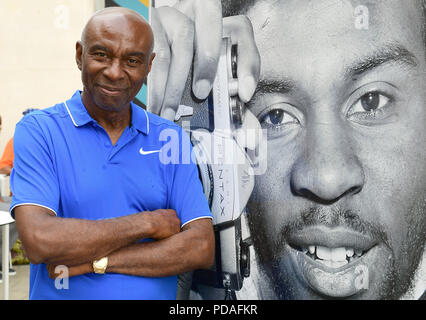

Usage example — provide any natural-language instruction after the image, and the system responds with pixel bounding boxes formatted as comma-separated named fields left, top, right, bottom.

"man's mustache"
left=276, top=206, right=390, bottom=250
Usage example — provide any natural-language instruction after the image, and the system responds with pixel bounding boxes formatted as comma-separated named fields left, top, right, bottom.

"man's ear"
left=76, top=41, right=83, bottom=71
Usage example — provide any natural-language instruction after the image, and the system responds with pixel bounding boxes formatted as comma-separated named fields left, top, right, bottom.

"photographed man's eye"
left=353, top=92, right=390, bottom=113
left=347, top=90, right=395, bottom=125
left=265, top=109, right=285, bottom=125
left=261, top=108, right=298, bottom=127
left=257, top=104, right=301, bottom=140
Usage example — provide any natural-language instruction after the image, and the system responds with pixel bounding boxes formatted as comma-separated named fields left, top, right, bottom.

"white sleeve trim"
left=181, top=215, right=213, bottom=228
left=10, top=203, right=58, bottom=216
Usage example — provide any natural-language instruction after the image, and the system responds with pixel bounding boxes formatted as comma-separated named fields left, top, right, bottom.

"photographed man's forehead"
left=246, top=0, right=424, bottom=64
left=242, top=0, right=426, bottom=103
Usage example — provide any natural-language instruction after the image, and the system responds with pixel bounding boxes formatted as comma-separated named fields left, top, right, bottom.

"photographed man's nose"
left=290, top=123, right=365, bottom=204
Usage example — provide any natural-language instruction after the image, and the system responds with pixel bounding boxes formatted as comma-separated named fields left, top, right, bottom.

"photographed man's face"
left=245, top=0, right=426, bottom=299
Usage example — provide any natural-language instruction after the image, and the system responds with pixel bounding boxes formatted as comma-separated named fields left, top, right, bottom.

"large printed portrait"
left=115, top=0, right=426, bottom=299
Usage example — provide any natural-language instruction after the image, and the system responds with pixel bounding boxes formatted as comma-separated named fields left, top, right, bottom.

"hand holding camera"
left=148, top=0, right=261, bottom=121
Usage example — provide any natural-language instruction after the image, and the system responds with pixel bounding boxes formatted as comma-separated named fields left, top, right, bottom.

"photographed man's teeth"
left=301, top=245, right=365, bottom=268
left=316, top=246, right=347, bottom=262
left=331, top=247, right=347, bottom=261
left=316, top=246, right=331, bottom=260
left=346, top=248, right=354, bottom=257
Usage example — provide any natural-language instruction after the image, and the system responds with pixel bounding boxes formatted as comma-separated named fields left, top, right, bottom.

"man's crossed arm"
left=14, top=205, right=214, bottom=279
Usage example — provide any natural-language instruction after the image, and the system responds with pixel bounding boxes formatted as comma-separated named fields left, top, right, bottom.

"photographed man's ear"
left=75, top=41, right=83, bottom=71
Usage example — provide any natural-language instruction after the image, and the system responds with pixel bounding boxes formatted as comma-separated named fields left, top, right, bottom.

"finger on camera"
left=159, top=10, right=195, bottom=120
left=174, top=0, right=223, bottom=100
left=151, top=7, right=195, bottom=121
left=223, top=15, right=261, bottom=103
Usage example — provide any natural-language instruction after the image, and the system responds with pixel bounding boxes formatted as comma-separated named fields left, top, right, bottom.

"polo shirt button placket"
left=107, top=143, right=120, bottom=162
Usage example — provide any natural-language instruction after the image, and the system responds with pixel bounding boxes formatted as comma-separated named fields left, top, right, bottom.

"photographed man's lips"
left=286, top=225, right=379, bottom=298
left=287, top=225, right=377, bottom=252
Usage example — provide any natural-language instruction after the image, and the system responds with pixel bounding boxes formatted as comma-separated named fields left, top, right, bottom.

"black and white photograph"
left=149, top=0, right=426, bottom=301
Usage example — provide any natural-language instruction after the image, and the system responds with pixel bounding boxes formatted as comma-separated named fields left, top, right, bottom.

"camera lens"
left=230, top=97, right=243, bottom=127
left=231, top=45, right=238, bottom=79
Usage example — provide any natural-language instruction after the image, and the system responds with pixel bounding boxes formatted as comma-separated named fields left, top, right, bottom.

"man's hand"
left=143, top=208, right=181, bottom=240
left=104, top=218, right=214, bottom=278
left=149, top=0, right=260, bottom=121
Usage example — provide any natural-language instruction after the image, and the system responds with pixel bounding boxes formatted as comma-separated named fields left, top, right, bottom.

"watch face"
left=94, top=257, right=107, bottom=272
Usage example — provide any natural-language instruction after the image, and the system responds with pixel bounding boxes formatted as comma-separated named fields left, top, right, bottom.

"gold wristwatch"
left=92, top=257, right=108, bottom=274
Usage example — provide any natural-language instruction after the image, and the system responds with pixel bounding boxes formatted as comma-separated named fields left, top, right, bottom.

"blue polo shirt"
left=10, top=90, right=212, bottom=300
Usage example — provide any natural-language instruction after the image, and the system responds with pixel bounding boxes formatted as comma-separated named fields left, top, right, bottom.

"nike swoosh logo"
left=139, top=147, right=161, bottom=155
